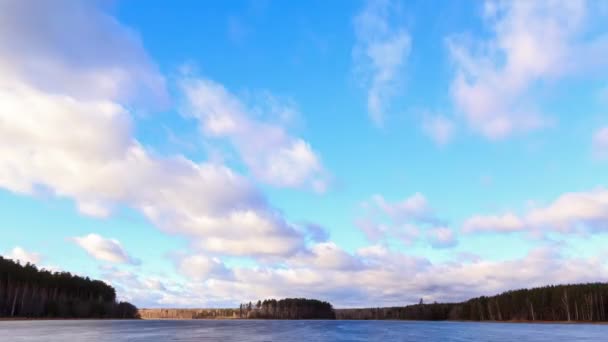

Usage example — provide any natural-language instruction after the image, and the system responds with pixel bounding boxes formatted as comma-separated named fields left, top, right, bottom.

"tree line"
left=139, top=308, right=240, bottom=319
left=239, top=298, right=336, bottom=319
left=336, top=301, right=454, bottom=321
left=336, top=283, right=608, bottom=322
left=0, top=256, right=138, bottom=318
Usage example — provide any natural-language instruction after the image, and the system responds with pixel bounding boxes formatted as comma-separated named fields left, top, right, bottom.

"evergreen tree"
left=336, top=283, right=608, bottom=322
left=0, top=256, right=138, bottom=318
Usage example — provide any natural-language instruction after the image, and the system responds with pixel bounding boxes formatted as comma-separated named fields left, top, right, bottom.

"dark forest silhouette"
left=239, top=298, right=336, bottom=319
left=0, top=256, right=138, bottom=319
left=142, top=284, right=608, bottom=322
left=336, top=283, right=608, bottom=322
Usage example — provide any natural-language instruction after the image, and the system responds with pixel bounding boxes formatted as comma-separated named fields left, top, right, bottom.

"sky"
left=1, top=0, right=608, bottom=308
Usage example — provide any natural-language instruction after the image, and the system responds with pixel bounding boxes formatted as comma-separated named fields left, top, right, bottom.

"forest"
left=336, top=283, right=608, bottom=322
left=0, top=256, right=138, bottom=319
left=239, top=298, right=336, bottom=319
left=5, top=252, right=608, bottom=323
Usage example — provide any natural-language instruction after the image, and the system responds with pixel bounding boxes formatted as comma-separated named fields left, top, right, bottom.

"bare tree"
left=527, top=298, right=535, bottom=321
left=562, top=290, right=571, bottom=321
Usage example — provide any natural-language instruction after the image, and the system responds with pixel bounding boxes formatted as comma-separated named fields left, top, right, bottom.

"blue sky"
left=1, top=0, right=608, bottom=308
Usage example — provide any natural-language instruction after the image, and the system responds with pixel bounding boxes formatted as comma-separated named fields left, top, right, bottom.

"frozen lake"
left=2, top=319, right=607, bottom=341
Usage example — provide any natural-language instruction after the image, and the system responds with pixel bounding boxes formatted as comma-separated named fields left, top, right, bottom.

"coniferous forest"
left=239, top=298, right=336, bottom=319
left=4, top=253, right=608, bottom=323
left=0, top=256, right=138, bottom=319
left=336, top=283, right=608, bottom=322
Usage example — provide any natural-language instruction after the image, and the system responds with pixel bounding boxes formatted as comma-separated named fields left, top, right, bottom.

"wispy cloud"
left=356, top=193, right=457, bottom=249
left=427, top=227, right=458, bottom=249
left=180, top=76, right=328, bottom=192
left=593, top=126, right=608, bottom=159
left=447, top=0, right=608, bottom=139
left=463, top=213, right=525, bottom=234
left=353, top=0, right=411, bottom=125
left=422, top=114, right=456, bottom=146
left=368, top=193, right=440, bottom=225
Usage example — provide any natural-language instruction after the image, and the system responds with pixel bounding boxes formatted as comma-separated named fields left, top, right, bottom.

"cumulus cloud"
left=353, top=0, right=411, bottom=125
left=592, top=126, right=608, bottom=159
left=72, top=234, right=140, bottom=265
left=357, top=193, right=457, bottom=248
left=448, top=0, right=608, bottom=139
left=0, top=0, right=307, bottom=258
left=99, top=266, right=179, bottom=307
left=180, top=77, right=327, bottom=191
left=116, top=244, right=608, bottom=308
left=177, top=255, right=233, bottom=281
left=302, top=223, right=330, bottom=243
left=463, top=188, right=608, bottom=234
left=4, top=246, right=41, bottom=265
left=0, top=0, right=166, bottom=106
left=288, top=242, right=365, bottom=271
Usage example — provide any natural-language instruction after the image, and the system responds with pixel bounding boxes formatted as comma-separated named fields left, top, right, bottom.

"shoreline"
left=2, top=317, right=607, bottom=325
left=0, top=318, right=140, bottom=322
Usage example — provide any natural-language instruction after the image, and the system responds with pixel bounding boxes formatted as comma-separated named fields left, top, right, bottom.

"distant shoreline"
left=0, top=317, right=140, bottom=321
left=2, top=317, right=608, bottom=325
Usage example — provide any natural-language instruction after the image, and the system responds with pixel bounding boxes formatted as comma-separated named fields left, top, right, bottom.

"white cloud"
left=592, top=126, right=608, bottom=159
left=177, top=255, right=233, bottom=281
left=355, top=218, right=387, bottom=242
left=463, top=213, right=525, bottom=233
left=6, top=0, right=608, bottom=312
left=121, top=245, right=608, bottom=308
left=463, top=188, right=608, bottom=234
left=4, top=246, right=41, bottom=265
left=73, top=234, right=140, bottom=265
left=357, top=219, right=421, bottom=246
left=0, top=0, right=166, bottom=106
left=357, top=193, right=456, bottom=248
left=0, top=0, right=307, bottom=258
left=288, top=242, right=365, bottom=271
left=353, top=0, right=411, bottom=125
left=180, top=77, right=327, bottom=191
left=448, top=0, right=608, bottom=139
left=370, top=193, right=436, bottom=223
left=422, top=115, right=456, bottom=145
left=526, top=189, right=608, bottom=233
left=99, top=266, right=177, bottom=307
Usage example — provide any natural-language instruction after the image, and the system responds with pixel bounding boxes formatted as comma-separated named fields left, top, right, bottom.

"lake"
left=1, top=320, right=607, bottom=341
